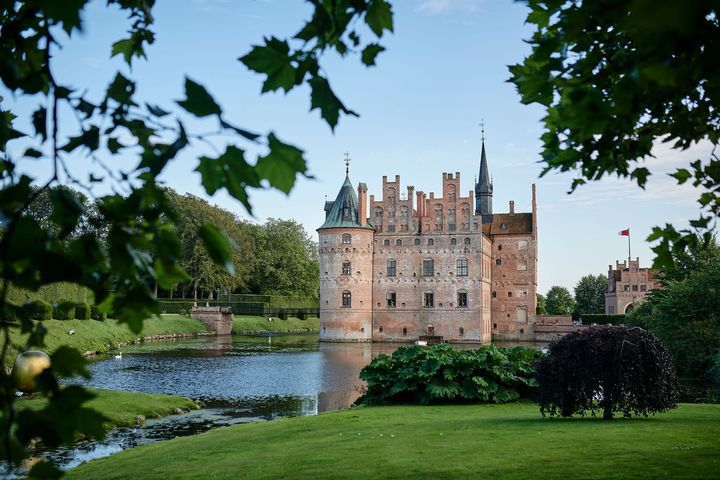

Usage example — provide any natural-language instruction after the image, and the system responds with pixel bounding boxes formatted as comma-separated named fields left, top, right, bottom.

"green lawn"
left=232, top=315, right=319, bottom=334
left=17, top=388, right=197, bottom=429
left=66, top=403, right=720, bottom=479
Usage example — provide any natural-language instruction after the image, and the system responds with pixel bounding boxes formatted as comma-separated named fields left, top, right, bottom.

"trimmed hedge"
left=53, top=300, right=76, bottom=320
left=90, top=305, right=107, bottom=321
left=580, top=314, right=626, bottom=325
left=74, top=303, right=90, bottom=320
left=23, top=300, right=52, bottom=320
left=5, top=281, right=91, bottom=305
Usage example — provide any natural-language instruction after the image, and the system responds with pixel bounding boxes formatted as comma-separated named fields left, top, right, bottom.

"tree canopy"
left=573, top=274, right=607, bottom=317
left=0, top=0, right=393, bottom=474
left=510, top=0, right=720, bottom=269
left=544, top=285, right=575, bottom=315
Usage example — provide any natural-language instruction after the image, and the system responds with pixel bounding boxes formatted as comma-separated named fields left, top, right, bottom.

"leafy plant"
left=52, top=301, right=76, bottom=320
left=358, top=344, right=541, bottom=406
left=22, top=300, right=52, bottom=321
left=544, top=286, right=575, bottom=315
left=573, top=274, right=607, bottom=317
left=277, top=309, right=288, bottom=320
left=536, top=326, right=679, bottom=419
left=90, top=305, right=107, bottom=322
left=74, top=303, right=90, bottom=321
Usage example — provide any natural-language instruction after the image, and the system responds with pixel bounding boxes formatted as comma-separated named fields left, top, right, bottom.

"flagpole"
left=628, top=231, right=631, bottom=262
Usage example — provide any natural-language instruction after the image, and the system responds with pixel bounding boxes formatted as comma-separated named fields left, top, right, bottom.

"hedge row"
left=4, top=300, right=107, bottom=321
left=4, top=281, right=92, bottom=305
left=579, top=314, right=626, bottom=325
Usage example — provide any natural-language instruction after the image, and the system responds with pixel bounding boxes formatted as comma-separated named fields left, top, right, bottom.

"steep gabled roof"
left=318, top=175, right=374, bottom=230
left=482, top=213, right=533, bottom=235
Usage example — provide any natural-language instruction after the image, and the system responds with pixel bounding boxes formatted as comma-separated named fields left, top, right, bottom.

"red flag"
left=619, top=228, right=630, bottom=236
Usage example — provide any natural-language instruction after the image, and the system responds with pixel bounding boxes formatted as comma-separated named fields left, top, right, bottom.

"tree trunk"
left=153, top=282, right=158, bottom=299
left=193, top=280, right=198, bottom=301
left=602, top=394, right=614, bottom=420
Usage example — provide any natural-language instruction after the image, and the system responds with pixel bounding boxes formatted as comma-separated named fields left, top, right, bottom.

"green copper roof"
left=318, top=175, right=374, bottom=230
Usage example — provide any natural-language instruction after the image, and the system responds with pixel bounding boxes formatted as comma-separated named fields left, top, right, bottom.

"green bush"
left=3, top=303, right=22, bottom=323
left=179, top=309, right=187, bottom=316
left=580, top=314, right=626, bottom=325
left=90, top=305, right=107, bottom=321
left=53, top=300, right=76, bottom=320
left=23, top=300, right=52, bottom=320
left=158, top=300, right=195, bottom=314
left=74, top=303, right=90, bottom=320
left=277, top=309, right=288, bottom=320
left=297, top=310, right=307, bottom=320
left=359, top=344, right=542, bottom=406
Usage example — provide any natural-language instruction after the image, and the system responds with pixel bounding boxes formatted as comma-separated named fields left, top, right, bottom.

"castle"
left=317, top=139, right=538, bottom=343
left=605, top=258, right=659, bottom=314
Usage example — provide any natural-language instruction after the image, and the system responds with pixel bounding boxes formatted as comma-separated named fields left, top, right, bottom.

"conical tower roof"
left=477, top=140, right=492, bottom=194
left=318, top=175, right=373, bottom=230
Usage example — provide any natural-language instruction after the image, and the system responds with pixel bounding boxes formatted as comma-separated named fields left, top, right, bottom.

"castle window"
left=342, top=291, right=351, bottom=307
left=428, top=238, right=434, bottom=246
left=459, top=327, right=464, bottom=336
left=395, top=239, right=402, bottom=246
left=456, top=258, right=468, bottom=276
left=402, top=327, right=407, bottom=336
left=492, top=291, right=497, bottom=298
left=383, top=239, right=390, bottom=246
left=449, top=224, right=456, bottom=231
left=342, top=261, right=351, bottom=275
left=342, top=234, right=351, bottom=244
left=624, top=284, right=630, bottom=291
left=498, top=245, right=503, bottom=251
left=424, top=292, right=434, bottom=308
left=496, top=259, right=502, bottom=265
left=379, top=325, right=383, bottom=333
left=464, top=237, right=471, bottom=245
left=493, top=323, right=497, bottom=329
left=414, top=238, right=421, bottom=245
left=422, top=259, right=434, bottom=277
left=457, top=291, right=468, bottom=308
left=632, top=284, right=638, bottom=291
left=386, top=291, right=396, bottom=308
left=518, top=240, right=529, bottom=250
left=450, top=238, right=457, bottom=246
left=508, top=291, right=512, bottom=298
left=387, top=225, right=395, bottom=233
left=640, top=284, right=647, bottom=291
left=387, top=259, right=396, bottom=277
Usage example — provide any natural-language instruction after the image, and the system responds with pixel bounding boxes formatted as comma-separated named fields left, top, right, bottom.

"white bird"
left=67, top=329, right=76, bottom=335
left=114, top=352, right=122, bottom=359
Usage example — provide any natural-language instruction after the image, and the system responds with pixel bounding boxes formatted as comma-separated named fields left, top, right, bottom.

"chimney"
left=357, top=183, right=368, bottom=226
left=509, top=201, right=515, bottom=214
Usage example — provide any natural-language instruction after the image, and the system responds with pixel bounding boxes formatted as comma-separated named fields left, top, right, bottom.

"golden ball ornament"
left=12, top=350, right=51, bottom=393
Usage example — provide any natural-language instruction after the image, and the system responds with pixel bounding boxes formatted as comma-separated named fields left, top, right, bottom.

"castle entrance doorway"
left=426, top=325, right=435, bottom=336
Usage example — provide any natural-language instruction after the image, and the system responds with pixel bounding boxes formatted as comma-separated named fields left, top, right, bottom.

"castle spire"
left=475, top=120, right=493, bottom=221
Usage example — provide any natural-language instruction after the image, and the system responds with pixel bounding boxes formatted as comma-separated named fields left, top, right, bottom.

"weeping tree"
left=536, top=325, right=679, bottom=419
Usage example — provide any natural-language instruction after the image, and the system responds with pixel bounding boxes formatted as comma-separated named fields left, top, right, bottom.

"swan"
left=114, top=352, right=122, bottom=359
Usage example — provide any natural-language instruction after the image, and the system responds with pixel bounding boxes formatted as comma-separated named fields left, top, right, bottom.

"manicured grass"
left=232, top=315, right=319, bottom=334
left=66, top=403, right=720, bottom=479
left=16, top=388, right=197, bottom=428
left=5, top=315, right=211, bottom=365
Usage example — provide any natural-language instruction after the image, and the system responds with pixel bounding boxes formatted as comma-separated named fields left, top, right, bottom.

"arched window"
left=395, top=239, right=402, bottom=246
left=496, top=258, right=502, bottom=265
left=450, top=238, right=457, bottom=246
left=374, top=206, right=384, bottom=218
left=383, top=239, right=390, bottom=246
left=387, top=259, right=396, bottom=277
left=422, top=258, right=434, bottom=277
left=386, top=291, right=396, bottom=307
left=428, top=238, right=434, bottom=246
left=342, top=261, right=351, bottom=275
left=464, top=237, right=471, bottom=245
left=342, top=233, right=351, bottom=244
left=342, top=291, right=351, bottom=307
left=457, top=290, right=468, bottom=307
left=414, top=238, right=421, bottom=245
left=456, top=258, right=468, bottom=276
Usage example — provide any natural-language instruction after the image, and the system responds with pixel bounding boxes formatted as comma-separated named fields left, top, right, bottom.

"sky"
left=5, top=0, right=706, bottom=294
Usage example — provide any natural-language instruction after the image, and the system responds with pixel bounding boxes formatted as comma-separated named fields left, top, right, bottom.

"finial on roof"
left=344, top=151, right=351, bottom=176
left=480, top=118, right=485, bottom=143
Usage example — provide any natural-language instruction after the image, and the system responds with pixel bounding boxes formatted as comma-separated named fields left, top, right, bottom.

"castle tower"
left=317, top=159, right=375, bottom=342
left=475, top=133, right=493, bottom=223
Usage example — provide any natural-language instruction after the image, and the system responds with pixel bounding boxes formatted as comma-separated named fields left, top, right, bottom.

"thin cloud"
left=415, top=0, right=485, bottom=15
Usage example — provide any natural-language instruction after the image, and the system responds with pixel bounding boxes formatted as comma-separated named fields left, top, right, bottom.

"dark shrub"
left=53, top=300, right=76, bottom=320
left=536, top=325, right=679, bottom=419
left=359, top=343, right=541, bottom=406
left=23, top=300, right=52, bottom=320
left=278, top=309, right=288, bottom=320
left=297, top=309, right=307, bottom=320
left=90, top=305, right=107, bottom=321
left=179, top=309, right=187, bottom=316
left=3, top=303, right=22, bottom=322
left=74, top=303, right=90, bottom=320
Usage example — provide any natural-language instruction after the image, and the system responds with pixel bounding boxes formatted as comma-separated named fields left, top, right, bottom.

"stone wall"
left=190, top=306, right=233, bottom=336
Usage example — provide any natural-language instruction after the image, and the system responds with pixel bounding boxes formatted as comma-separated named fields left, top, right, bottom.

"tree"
left=544, top=286, right=575, bottom=315
left=536, top=293, right=546, bottom=315
left=536, top=325, right=679, bottom=420
left=510, top=0, right=720, bottom=270
left=247, top=219, right=319, bottom=297
left=0, top=1, right=393, bottom=474
left=573, top=274, right=607, bottom=317
left=627, top=237, right=720, bottom=392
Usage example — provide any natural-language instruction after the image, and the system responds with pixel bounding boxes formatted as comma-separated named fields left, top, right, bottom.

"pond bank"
left=66, top=402, right=720, bottom=479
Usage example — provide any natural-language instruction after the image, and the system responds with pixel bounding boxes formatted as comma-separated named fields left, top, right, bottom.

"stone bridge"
left=191, top=306, right=233, bottom=336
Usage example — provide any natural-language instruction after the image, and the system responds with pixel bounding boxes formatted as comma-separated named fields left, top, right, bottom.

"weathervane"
left=344, top=151, right=351, bottom=175
left=479, top=118, right=485, bottom=143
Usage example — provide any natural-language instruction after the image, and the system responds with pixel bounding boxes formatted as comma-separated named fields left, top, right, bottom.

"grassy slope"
left=6, top=315, right=211, bottom=364
left=67, top=403, right=720, bottom=479
left=232, top=315, right=319, bottom=334
left=17, top=388, right=197, bottom=428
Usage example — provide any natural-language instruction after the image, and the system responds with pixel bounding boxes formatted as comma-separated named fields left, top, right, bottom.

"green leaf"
left=23, top=147, right=42, bottom=158
left=365, top=0, right=394, bottom=37
left=32, top=106, right=47, bottom=141
left=111, top=38, right=135, bottom=64
left=106, top=73, right=135, bottom=104
left=308, top=75, right=358, bottom=130
left=176, top=77, right=222, bottom=117
left=146, top=103, right=170, bottom=117
left=220, top=120, right=261, bottom=142
left=28, top=459, right=63, bottom=479
left=670, top=168, right=691, bottom=184
left=198, top=223, right=235, bottom=275
left=256, top=133, right=308, bottom=194
left=195, top=145, right=261, bottom=213
left=361, top=44, right=385, bottom=66
left=51, top=346, right=90, bottom=378
left=240, top=37, right=297, bottom=93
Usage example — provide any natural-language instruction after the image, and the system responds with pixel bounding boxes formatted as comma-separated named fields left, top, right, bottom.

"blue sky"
left=6, top=0, right=704, bottom=294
